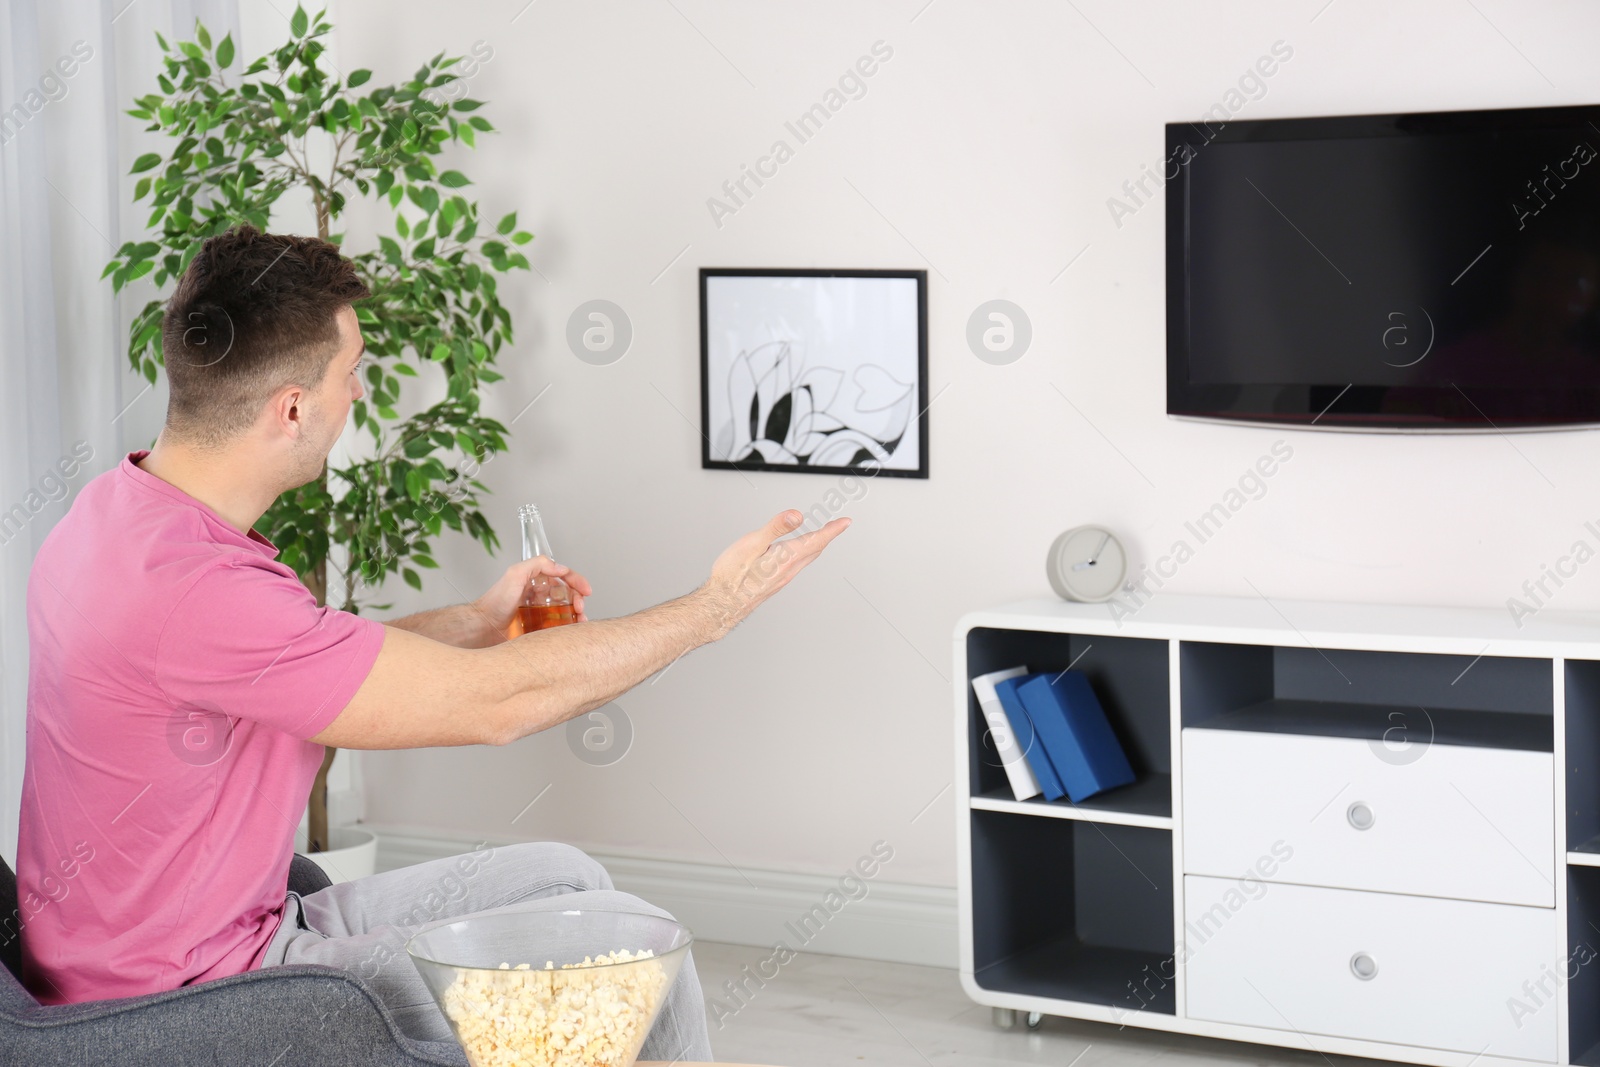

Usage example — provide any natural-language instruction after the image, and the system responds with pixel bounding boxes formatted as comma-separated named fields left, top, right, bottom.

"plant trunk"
left=306, top=184, right=336, bottom=854
left=306, top=552, right=336, bottom=853
left=307, top=746, right=337, bottom=853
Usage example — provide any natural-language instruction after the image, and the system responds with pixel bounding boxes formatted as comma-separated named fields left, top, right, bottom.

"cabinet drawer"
left=1182, top=728, right=1554, bottom=906
left=1183, top=875, right=1557, bottom=1060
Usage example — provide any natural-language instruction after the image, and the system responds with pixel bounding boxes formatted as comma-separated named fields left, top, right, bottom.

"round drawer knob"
left=1350, top=952, right=1379, bottom=980
left=1347, top=801, right=1375, bottom=830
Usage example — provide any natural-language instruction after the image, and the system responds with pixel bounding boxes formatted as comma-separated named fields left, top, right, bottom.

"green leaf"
left=496, top=211, right=516, bottom=235
left=290, top=5, right=309, bottom=37
left=438, top=170, right=470, bottom=189
left=347, top=68, right=372, bottom=88
left=402, top=568, right=422, bottom=591
left=418, top=187, right=439, bottom=215
left=130, top=153, right=162, bottom=174
left=429, top=342, right=450, bottom=362
left=216, top=33, right=234, bottom=69
left=195, top=22, right=212, bottom=50
left=453, top=99, right=483, bottom=112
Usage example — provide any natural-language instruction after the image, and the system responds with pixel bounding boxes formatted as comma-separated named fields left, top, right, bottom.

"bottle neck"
left=519, top=505, right=555, bottom=561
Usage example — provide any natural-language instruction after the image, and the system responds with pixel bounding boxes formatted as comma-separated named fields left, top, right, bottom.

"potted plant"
left=104, top=6, right=537, bottom=871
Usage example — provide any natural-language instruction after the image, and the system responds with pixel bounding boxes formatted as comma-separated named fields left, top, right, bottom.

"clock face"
left=1049, top=525, right=1127, bottom=603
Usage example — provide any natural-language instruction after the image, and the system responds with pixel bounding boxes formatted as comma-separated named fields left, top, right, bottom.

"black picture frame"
left=699, top=268, right=929, bottom=479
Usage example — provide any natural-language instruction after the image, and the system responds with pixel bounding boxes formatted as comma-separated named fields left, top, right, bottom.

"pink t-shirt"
left=17, top=451, right=386, bottom=1004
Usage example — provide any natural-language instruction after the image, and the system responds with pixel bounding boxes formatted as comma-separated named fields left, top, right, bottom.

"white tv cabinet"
left=955, top=593, right=1600, bottom=1067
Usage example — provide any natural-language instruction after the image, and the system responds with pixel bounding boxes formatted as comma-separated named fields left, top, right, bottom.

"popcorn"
left=439, top=949, right=669, bottom=1067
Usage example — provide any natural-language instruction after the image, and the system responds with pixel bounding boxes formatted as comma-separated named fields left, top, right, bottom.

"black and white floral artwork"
left=700, top=270, right=928, bottom=478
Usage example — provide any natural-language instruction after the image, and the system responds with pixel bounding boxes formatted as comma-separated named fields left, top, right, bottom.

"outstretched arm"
left=310, top=510, right=849, bottom=749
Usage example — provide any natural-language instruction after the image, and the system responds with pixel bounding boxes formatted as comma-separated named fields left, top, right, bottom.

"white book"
left=970, top=666, right=1042, bottom=801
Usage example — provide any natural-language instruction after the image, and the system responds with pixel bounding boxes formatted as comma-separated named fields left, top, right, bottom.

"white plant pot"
left=303, top=826, right=378, bottom=885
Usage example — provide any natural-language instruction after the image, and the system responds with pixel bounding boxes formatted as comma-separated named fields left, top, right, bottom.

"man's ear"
left=271, top=383, right=310, bottom=440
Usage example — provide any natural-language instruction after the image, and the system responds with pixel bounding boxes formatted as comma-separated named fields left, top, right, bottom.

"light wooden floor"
left=692, top=941, right=1373, bottom=1067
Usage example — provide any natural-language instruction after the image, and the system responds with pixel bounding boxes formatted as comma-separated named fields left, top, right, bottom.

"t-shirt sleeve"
left=153, top=560, right=388, bottom=741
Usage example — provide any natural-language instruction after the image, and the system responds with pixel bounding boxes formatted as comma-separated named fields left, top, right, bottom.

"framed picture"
left=699, top=268, right=929, bottom=478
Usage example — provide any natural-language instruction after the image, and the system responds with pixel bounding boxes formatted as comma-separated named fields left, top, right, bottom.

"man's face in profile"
left=288, top=305, right=366, bottom=487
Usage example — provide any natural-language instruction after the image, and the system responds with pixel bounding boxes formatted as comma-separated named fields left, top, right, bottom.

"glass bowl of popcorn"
left=407, top=908, right=692, bottom=1067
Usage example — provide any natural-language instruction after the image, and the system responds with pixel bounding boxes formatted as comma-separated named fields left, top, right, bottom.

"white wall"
left=327, top=0, right=1600, bottom=889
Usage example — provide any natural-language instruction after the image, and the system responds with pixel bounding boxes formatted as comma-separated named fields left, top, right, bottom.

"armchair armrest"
left=0, top=963, right=466, bottom=1067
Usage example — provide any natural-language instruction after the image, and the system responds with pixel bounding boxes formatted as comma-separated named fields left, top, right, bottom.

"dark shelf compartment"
left=1196, top=697, right=1551, bottom=753
left=971, top=809, right=1173, bottom=1017
left=972, top=773, right=1172, bottom=823
left=965, top=628, right=1170, bottom=811
left=974, top=937, right=1175, bottom=1015
left=1181, top=641, right=1552, bottom=753
left=1572, top=867, right=1600, bottom=1063
left=1569, top=661, right=1600, bottom=851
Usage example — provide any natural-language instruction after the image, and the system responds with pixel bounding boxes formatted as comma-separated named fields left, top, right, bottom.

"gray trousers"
left=260, top=841, right=713, bottom=1063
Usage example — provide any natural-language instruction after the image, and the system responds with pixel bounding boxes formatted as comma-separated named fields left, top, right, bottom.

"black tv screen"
left=1166, top=104, right=1600, bottom=430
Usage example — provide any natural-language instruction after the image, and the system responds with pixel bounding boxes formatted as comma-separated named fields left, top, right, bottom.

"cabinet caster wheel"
left=993, top=1007, right=1017, bottom=1029
left=1025, top=1011, right=1045, bottom=1030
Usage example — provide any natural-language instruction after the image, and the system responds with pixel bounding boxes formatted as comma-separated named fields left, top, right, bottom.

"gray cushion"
left=0, top=854, right=467, bottom=1067
left=288, top=853, right=335, bottom=897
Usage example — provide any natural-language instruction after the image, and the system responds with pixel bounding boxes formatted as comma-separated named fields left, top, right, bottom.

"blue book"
left=1016, top=671, right=1135, bottom=803
left=992, top=675, right=1066, bottom=801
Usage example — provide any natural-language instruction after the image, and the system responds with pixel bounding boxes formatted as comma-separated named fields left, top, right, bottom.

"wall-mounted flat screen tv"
left=1167, top=103, right=1600, bottom=430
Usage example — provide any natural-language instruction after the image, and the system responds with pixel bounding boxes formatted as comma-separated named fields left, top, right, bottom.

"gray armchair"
left=0, top=852, right=468, bottom=1067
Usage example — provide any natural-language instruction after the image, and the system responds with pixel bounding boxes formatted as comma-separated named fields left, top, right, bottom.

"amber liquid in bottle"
left=516, top=601, right=575, bottom=632
left=505, top=504, right=576, bottom=639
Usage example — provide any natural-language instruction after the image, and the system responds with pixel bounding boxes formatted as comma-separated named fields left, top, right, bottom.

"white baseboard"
left=363, top=825, right=958, bottom=969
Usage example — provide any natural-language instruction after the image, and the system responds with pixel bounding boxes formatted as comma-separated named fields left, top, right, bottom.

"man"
left=16, top=224, right=849, bottom=1057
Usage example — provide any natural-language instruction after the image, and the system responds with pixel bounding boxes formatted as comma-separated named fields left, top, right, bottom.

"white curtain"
left=0, top=0, right=241, bottom=861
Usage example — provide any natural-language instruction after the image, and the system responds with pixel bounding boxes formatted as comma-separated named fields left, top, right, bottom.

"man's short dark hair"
left=160, top=224, right=370, bottom=445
